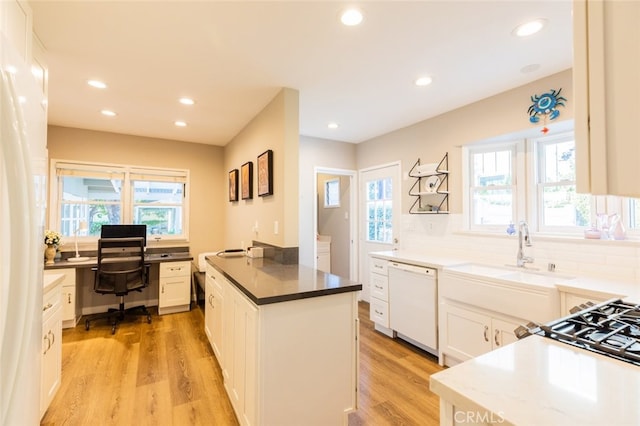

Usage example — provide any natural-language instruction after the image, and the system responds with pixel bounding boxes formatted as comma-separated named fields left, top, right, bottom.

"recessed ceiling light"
left=415, top=76, right=433, bottom=87
left=88, top=80, right=107, bottom=89
left=341, top=8, right=363, bottom=26
left=179, top=97, right=195, bottom=105
left=328, top=122, right=339, bottom=129
left=101, top=109, right=116, bottom=117
left=513, top=19, right=546, bottom=37
left=175, top=121, right=187, bottom=127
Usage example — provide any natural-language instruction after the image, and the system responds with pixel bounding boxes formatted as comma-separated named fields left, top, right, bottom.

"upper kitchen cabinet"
left=573, top=0, right=640, bottom=197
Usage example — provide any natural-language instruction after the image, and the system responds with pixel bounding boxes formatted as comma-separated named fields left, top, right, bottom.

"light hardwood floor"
left=41, top=302, right=443, bottom=425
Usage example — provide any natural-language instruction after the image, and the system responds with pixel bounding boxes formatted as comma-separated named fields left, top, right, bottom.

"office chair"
left=85, top=237, right=152, bottom=334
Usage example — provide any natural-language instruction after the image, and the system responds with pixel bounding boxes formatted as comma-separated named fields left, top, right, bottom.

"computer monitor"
left=100, top=224, right=147, bottom=247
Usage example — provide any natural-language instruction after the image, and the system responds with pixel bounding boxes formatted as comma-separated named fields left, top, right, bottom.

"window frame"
left=466, top=140, right=525, bottom=233
left=49, top=159, right=190, bottom=244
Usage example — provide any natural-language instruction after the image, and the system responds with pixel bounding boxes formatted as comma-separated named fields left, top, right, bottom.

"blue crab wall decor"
left=528, top=88, right=566, bottom=133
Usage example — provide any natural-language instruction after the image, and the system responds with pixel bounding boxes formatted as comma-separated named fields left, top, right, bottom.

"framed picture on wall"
left=241, top=161, right=253, bottom=200
left=229, top=169, right=238, bottom=202
left=257, top=149, right=273, bottom=196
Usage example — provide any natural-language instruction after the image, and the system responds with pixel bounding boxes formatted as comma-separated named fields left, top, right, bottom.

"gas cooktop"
left=515, top=299, right=640, bottom=366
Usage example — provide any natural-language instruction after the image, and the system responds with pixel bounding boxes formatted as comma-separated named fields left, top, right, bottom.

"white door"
left=359, top=162, right=401, bottom=302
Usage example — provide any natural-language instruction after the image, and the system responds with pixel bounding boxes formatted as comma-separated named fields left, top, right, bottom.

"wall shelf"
left=408, top=153, right=449, bottom=214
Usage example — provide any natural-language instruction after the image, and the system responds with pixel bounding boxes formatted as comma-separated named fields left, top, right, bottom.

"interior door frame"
left=313, top=167, right=358, bottom=282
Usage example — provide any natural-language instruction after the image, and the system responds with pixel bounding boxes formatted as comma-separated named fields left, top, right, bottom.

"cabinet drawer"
left=43, top=284, right=62, bottom=323
left=370, top=272, right=389, bottom=301
left=370, top=257, right=388, bottom=275
left=160, top=261, right=190, bottom=278
left=369, top=299, right=389, bottom=327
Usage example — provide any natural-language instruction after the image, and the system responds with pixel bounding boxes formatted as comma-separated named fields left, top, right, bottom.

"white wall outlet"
left=253, top=220, right=259, bottom=233
left=274, top=221, right=279, bottom=234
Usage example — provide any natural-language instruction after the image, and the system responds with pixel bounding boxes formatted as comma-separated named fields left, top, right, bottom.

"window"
left=468, top=143, right=518, bottom=230
left=535, top=135, right=590, bottom=232
left=365, top=177, right=393, bottom=243
left=465, top=131, right=640, bottom=238
left=324, top=178, right=340, bottom=208
left=51, top=161, right=188, bottom=242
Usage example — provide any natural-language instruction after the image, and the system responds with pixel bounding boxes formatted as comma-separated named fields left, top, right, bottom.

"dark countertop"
left=206, top=255, right=362, bottom=306
left=44, top=251, right=193, bottom=269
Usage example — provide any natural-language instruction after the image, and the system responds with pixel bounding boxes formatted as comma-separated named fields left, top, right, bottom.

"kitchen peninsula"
left=205, top=254, right=361, bottom=426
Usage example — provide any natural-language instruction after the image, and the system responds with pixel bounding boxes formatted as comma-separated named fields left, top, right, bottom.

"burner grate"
left=519, top=299, right=640, bottom=367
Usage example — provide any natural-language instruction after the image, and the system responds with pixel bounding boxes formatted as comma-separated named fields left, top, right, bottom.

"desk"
left=44, top=252, right=194, bottom=326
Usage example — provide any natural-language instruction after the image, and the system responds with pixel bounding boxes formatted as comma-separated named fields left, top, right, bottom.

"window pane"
left=133, top=181, right=183, bottom=204
left=62, top=176, right=122, bottom=202
left=542, top=140, right=575, bottom=183
left=365, top=177, right=393, bottom=243
left=472, top=150, right=512, bottom=187
left=541, top=186, right=590, bottom=227
left=60, top=176, right=123, bottom=237
left=472, top=188, right=513, bottom=225
left=630, top=199, right=640, bottom=230
left=134, top=206, right=183, bottom=235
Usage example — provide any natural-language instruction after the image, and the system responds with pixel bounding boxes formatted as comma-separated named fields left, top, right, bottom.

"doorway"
left=314, top=167, right=357, bottom=282
left=359, top=162, right=401, bottom=302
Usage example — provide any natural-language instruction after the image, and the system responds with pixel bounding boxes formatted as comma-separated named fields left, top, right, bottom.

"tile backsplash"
left=401, top=214, right=640, bottom=282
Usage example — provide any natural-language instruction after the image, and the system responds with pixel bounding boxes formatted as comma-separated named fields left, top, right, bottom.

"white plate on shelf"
left=424, top=175, right=440, bottom=193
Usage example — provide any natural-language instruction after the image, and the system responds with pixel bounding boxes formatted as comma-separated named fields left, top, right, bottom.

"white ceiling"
left=30, top=1, right=573, bottom=146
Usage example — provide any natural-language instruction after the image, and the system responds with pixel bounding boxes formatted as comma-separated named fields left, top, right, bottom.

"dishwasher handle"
left=388, top=261, right=436, bottom=277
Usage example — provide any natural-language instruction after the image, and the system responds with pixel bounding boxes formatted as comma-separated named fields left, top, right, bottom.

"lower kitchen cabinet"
left=41, top=278, right=62, bottom=419
left=158, top=261, right=191, bottom=315
left=44, top=268, right=78, bottom=328
left=368, top=256, right=393, bottom=337
left=439, top=302, right=520, bottom=363
left=205, top=264, right=358, bottom=426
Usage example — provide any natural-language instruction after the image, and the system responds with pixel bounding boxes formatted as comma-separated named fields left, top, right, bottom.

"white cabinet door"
left=41, top=284, right=62, bottom=419
left=204, top=273, right=214, bottom=346
left=158, top=261, right=191, bottom=315
left=211, top=282, right=224, bottom=362
left=574, top=0, right=640, bottom=196
left=491, top=317, right=520, bottom=348
left=45, top=268, right=76, bottom=328
left=440, top=303, right=492, bottom=361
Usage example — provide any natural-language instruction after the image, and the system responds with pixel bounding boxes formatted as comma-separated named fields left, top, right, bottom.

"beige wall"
left=356, top=69, right=574, bottom=214
left=46, top=125, right=225, bottom=258
left=223, top=88, right=299, bottom=249
left=298, top=136, right=357, bottom=267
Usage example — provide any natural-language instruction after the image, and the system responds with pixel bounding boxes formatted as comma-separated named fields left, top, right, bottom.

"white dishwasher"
left=388, top=261, right=438, bottom=355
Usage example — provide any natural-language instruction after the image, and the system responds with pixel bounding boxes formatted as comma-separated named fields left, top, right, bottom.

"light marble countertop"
left=43, top=272, right=64, bottom=294
left=371, top=250, right=640, bottom=301
left=430, top=335, right=640, bottom=426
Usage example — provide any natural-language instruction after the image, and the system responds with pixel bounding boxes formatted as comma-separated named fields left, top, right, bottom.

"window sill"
left=454, top=230, right=640, bottom=247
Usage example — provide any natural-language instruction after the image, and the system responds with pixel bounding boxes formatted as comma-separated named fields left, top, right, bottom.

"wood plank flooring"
left=41, top=302, right=443, bottom=425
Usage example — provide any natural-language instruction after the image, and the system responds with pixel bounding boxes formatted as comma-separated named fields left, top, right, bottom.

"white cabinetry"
left=440, top=303, right=520, bottom=362
left=205, top=265, right=225, bottom=361
left=560, top=291, right=613, bottom=316
left=316, top=238, right=331, bottom=273
left=41, top=278, right=62, bottom=419
left=44, top=268, right=78, bottom=328
left=158, top=261, right=191, bottom=315
left=573, top=0, right=640, bottom=197
left=368, top=256, right=393, bottom=337
left=439, top=268, right=559, bottom=367
left=204, top=264, right=359, bottom=426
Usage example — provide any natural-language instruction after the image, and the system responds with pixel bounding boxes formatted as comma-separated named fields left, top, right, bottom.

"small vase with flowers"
left=44, top=230, right=62, bottom=265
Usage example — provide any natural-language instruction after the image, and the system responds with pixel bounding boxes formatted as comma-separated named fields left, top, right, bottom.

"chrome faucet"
left=516, top=220, right=533, bottom=267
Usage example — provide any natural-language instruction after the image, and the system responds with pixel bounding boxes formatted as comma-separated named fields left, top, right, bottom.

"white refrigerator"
left=0, top=32, right=48, bottom=425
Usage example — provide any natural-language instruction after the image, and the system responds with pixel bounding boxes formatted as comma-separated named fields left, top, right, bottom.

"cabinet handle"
left=494, top=329, right=500, bottom=346
left=375, top=309, right=383, bottom=315
left=49, top=330, right=55, bottom=347
left=42, top=302, right=53, bottom=312
left=375, top=285, right=383, bottom=289
left=162, top=285, right=165, bottom=294
left=67, top=293, right=72, bottom=304
left=483, top=325, right=489, bottom=342
left=43, top=335, right=49, bottom=355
